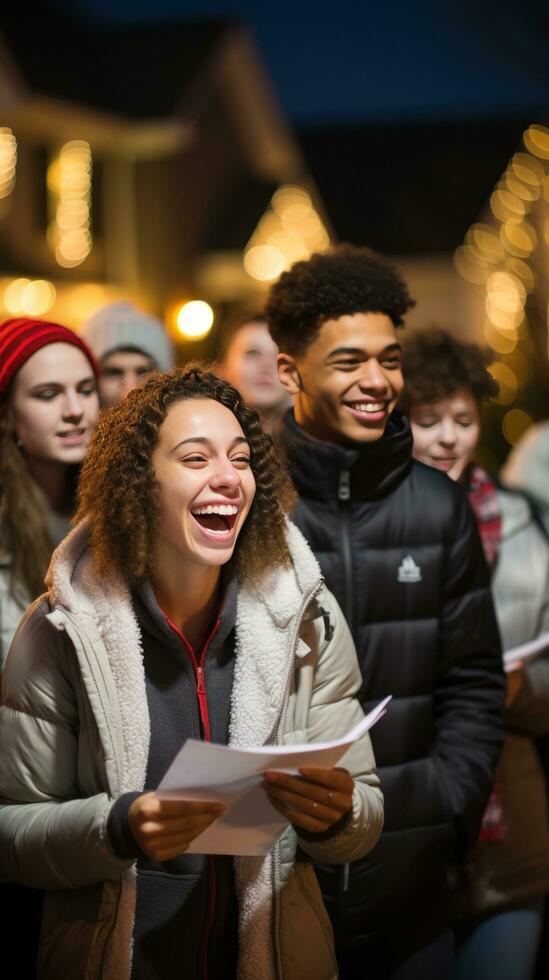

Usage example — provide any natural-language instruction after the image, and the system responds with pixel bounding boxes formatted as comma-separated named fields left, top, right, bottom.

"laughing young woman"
left=0, top=367, right=383, bottom=980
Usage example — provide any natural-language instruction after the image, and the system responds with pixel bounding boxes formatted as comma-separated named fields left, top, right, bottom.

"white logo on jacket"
left=397, top=554, right=422, bottom=583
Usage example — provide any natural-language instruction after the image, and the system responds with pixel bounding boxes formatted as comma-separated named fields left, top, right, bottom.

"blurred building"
left=0, top=3, right=330, bottom=349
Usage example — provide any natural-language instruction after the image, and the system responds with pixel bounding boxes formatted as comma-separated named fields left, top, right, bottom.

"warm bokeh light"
left=4, top=278, right=56, bottom=316
left=244, top=244, right=286, bottom=282
left=272, top=185, right=313, bottom=220
left=453, top=246, right=490, bottom=285
left=523, top=124, right=549, bottom=161
left=504, top=258, right=535, bottom=292
left=48, top=141, right=93, bottom=268
left=504, top=173, right=539, bottom=203
left=483, top=319, right=517, bottom=355
left=490, top=189, right=525, bottom=223
left=502, top=408, right=533, bottom=446
left=175, top=300, right=214, bottom=339
left=505, top=349, right=530, bottom=387
left=467, top=224, right=504, bottom=263
left=488, top=362, right=518, bottom=405
left=500, top=221, right=537, bottom=258
left=0, top=128, right=17, bottom=200
left=244, top=184, right=330, bottom=283
left=4, top=278, right=30, bottom=313
left=510, top=153, right=544, bottom=185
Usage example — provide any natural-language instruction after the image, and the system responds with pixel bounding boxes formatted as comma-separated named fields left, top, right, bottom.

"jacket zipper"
left=338, top=470, right=355, bottom=635
left=270, top=581, right=323, bottom=980
left=337, top=470, right=354, bottom=902
left=164, top=613, right=221, bottom=980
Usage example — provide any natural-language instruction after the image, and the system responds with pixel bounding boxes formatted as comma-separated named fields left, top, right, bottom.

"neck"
left=151, top=556, right=221, bottom=651
left=293, top=401, right=339, bottom=445
left=25, top=455, right=71, bottom=512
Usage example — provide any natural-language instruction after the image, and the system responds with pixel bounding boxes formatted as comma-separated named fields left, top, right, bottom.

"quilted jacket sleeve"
left=434, top=489, right=505, bottom=851
left=0, top=603, right=132, bottom=889
left=294, top=586, right=384, bottom=864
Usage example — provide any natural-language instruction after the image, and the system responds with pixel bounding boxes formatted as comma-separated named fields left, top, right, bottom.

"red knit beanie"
left=0, top=317, right=99, bottom=398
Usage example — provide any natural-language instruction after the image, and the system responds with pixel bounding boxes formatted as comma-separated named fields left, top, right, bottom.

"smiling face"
left=409, top=387, right=481, bottom=483
left=278, top=312, right=404, bottom=445
left=9, top=342, right=99, bottom=464
left=221, top=322, right=291, bottom=413
left=151, top=398, right=256, bottom=575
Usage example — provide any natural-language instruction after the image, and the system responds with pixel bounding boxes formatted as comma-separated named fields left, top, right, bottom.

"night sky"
left=63, top=0, right=549, bottom=125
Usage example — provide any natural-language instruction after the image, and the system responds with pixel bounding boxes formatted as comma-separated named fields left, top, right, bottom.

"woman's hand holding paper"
left=128, top=793, right=226, bottom=861
left=263, top=766, right=354, bottom=834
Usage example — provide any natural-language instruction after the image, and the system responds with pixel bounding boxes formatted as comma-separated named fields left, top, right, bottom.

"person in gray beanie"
left=81, top=302, right=175, bottom=407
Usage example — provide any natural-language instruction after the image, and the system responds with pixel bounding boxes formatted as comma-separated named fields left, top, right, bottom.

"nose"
left=62, top=389, right=84, bottom=423
left=259, top=352, right=277, bottom=377
left=121, top=372, right=139, bottom=396
left=438, top=418, right=457, bottom=447
left=209, top=458, right=241, bottom=494
left=358, top=360, right=390, bottom=394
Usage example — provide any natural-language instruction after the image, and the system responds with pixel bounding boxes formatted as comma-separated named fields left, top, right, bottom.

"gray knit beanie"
left=81, top=302, right=174, bottom=371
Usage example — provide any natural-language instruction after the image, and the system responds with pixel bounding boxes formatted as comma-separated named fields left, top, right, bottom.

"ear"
left=277, top=353, right=301, bottom=396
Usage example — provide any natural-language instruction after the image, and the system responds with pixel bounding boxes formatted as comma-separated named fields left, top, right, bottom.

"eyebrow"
left=326, top=343, right=402, bottom=360
left=30, top=376, right=96, bottom=390
left=171, top=435, right=250, bottom=453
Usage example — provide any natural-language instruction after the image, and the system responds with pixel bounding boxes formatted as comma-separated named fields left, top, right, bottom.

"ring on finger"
left=312, top=801, right=318, bottom=811
left=325, top=791, right=335, bottom=805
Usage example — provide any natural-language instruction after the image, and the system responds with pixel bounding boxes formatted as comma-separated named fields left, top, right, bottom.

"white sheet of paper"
left=504, top=632, right=549, bottom=673
left=157, top=695, right=391, bottom=855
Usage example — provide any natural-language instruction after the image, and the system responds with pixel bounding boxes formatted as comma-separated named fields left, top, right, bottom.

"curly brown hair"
left=401, top=329, right=498, bottom=409
left=265, top=244, right=415, bottom=356
left=75, top=367, right=295, bottom=585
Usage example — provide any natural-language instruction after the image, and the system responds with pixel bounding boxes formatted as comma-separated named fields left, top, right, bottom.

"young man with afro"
left=265, top=245, right=505, bottom=979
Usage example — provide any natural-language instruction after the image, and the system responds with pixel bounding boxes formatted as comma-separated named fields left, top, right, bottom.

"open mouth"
left=343, top=401, right=388, bottom=421
left=57, top=428, right=86, bottom=442
left=190, top=504, right=239, bottom=535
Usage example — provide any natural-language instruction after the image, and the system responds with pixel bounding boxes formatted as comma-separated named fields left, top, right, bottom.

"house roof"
left=298, top=120, right=530, bottom=254
left=1, top=3, right=233, bottom=120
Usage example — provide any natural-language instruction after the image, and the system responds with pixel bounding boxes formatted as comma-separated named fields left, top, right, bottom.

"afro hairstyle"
left=265, top=244, right=415, bottom=356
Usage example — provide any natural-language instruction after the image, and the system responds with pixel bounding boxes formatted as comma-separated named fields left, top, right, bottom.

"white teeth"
left=191, top=504, right=239, bottom=516
left=352, top=403, right=384, bottom=413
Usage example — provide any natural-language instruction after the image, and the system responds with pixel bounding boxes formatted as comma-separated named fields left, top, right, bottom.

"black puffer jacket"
left=282, top=410, right=505, bottom=954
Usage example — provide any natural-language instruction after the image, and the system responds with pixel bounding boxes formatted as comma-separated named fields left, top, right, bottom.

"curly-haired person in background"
left=402, top=328, right=549, bottom=980
left=0, top=366, right=384, bottom=980
left=265, top=245, right=505, bottom=978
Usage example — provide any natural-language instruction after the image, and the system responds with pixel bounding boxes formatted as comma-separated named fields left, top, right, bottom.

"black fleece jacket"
left=282, top=409, right=505, bottom=956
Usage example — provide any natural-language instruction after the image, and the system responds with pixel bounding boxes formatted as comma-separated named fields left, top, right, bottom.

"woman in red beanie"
left=0, top=316, right=99, bottom=668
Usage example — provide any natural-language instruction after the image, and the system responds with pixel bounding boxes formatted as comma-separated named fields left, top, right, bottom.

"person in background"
left=402, top=328, right=549, bottom=980
left=0, top=316, right=100, bottom=667
left=217, top=310, right=292, bottom=436
left=0, top=366, right=383, bottom=980
left=501, top=421, right=549, bottom=536
left=266, top=245, right=505, bottom=979
left=81, top=300, right=174, bottom=407
left=0, top=315, right=100, bottom=977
